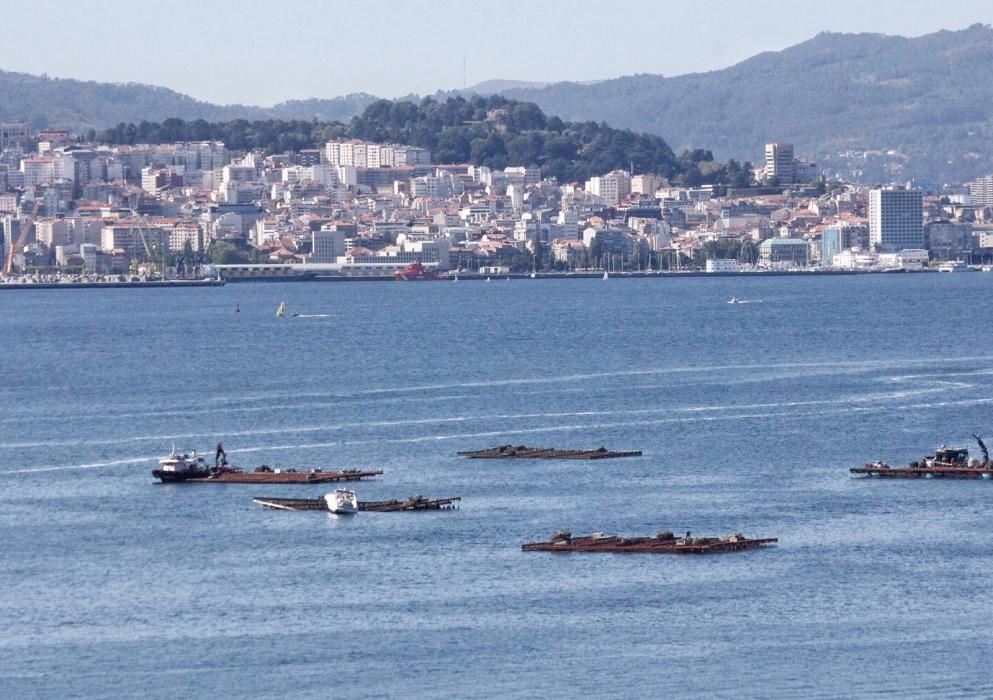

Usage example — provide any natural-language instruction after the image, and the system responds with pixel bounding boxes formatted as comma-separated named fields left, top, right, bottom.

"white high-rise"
left=869, top=187, right=923, bottom=251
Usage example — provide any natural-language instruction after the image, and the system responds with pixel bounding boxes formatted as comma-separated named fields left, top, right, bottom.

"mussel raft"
left=522, top=530, right=778, bottom=554
left=851, top=435, right=993, bottom=479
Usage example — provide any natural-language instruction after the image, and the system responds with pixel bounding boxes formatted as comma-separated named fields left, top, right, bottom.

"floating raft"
left=153, top=468, right=383, bottom=484
left=850, top=465, right=993, bottom=479
left=458, top=445, right=642, bottom=460
left=253, top=495, right=461, bottom=511
left=522, top=531, right=777, bottom=554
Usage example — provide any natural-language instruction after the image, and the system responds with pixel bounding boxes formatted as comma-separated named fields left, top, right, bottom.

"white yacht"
left=937, top=261, right=972, bottom=272
left=325, top=488, right=358, bottom=515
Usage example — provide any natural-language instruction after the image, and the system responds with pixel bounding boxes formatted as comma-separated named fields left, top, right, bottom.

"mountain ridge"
left=3, top=25, right=993, bottom=181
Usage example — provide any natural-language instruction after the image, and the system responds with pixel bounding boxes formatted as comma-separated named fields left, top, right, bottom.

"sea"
left=2, top=273, right=993, bottom=699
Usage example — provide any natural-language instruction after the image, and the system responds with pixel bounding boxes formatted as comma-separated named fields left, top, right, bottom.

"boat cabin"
left=932, top=447, right=970, bottom=465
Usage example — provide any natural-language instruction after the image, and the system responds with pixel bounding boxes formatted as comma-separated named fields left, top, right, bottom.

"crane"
left=3, top=199, right=42, bottom=276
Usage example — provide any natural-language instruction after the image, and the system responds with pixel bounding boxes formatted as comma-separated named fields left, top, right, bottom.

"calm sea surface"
left=2, top=274, right=993, bottom=698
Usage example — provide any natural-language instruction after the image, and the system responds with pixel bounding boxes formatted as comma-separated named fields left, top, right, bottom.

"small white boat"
left=325, top=488, right=358, bottom=515
left=485, top=276, right=491, bottom=283
left=728, top=296, right=740, bottom=304
left=276, top=302, right=286, bottom=317
left=602, top=271, right=608, bottom=281
left=453, top=274, right=459, bottom=282
left=530, top=271, right=536, bottom=279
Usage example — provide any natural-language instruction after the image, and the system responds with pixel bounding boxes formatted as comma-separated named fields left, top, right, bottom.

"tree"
left=210, top=241, right=249, bottom=265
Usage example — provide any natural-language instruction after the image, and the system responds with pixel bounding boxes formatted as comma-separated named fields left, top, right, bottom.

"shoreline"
left=0, top=279, right=226, bottom=290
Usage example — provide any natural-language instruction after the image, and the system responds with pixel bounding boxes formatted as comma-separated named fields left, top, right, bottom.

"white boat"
left=325, top=488, right=358, bottom=515
left=530, top=271, right=536, bottom=279
left=937, top=261, right=972, bottom=272
left=602, top=271, right=608, bottom=281
left=728, top=296, right=740, bottom=304
left=157, top=447, right=208, bottom=473
left=453, top=274, right=458, bottom=282
left=276, top=302, right=286, bottom=317
left=485, top=276, right=491, bottom=283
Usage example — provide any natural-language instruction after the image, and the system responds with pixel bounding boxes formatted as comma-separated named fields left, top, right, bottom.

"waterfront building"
left=705, top=259, right=741, bottom=273
left=924, top=220, right=973, bottom=261
left=758, top=236, right=808, bottom=266
left=869, top=187, right=923, bottom=251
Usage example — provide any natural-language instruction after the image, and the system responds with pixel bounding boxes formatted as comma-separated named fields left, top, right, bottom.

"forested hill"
left=494, top=24, right=993, bottom=182
left=0, top=68, right=377, bottom=128
left=98, top=95, right=756, bottom=186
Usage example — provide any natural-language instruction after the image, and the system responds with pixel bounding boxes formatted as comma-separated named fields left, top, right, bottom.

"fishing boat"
left=851, top=434, right=993, bottom=479
left=153, top=447, right=211, bottom=481
left=276, top=302, right=286, bottom=317
left=152, top=444, right=384, bottom=484
left=325, top=488, right=358, bottom=514
left=394, top=260, right=436, bottom=281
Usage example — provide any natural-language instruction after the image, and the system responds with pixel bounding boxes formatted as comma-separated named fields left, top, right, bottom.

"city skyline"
left=2, top=0, right=993, bottom=105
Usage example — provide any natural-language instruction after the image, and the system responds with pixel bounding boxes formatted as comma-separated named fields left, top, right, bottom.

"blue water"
left=2, top=274, right=993, bottom=698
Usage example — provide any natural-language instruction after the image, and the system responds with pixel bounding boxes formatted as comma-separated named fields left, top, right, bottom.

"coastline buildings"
left=0, top=122, right=980, bottom=277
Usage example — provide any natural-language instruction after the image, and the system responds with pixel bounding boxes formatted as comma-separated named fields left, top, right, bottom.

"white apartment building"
left=869, top=187, right=924, bottom=251
left=764, top=142, right=796, bottom=183
left=20, top=157, right=56, bottom=186
left=585, top=170, right=631, bottom=206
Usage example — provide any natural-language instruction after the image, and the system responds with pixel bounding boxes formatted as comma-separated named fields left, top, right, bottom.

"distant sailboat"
left=453, top=274, right=458, bottom=282
left=728, top=297, right=739, bottom=304
left=276, top=302, right=286, bottom=317
left=602, top=271, right=609, bottom=281
left=486, top=277, right=491, bottom=283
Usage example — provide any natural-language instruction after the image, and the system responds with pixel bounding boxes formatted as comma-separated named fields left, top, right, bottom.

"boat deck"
left=253, top=495, right=461, bottom=511
left=458, top=445, right=642, bottom=460
left=522, top=533, right=778, bottom=554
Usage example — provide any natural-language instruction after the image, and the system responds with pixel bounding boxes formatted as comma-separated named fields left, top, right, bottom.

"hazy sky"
left=3, top=0, right=993, bottom=105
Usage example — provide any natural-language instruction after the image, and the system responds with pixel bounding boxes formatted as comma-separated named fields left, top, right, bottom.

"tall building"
left=968, top=174, right=993, bottom=206
left=764, top=142, right=796, bottom=184
left=869, top=187, right=923, bottom=251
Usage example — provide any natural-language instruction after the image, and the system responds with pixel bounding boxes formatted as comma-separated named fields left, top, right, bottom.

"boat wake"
left=291, top=313, right=331, bottom=319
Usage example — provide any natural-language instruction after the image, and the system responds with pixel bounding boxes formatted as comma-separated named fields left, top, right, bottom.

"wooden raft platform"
left=155, top=468, right=384, bottom=484
left=850, top=465, right=993, bottom=479
left=522, top=532, right=778, bottom=554
left=253, top=495, right=461, bottom=511
left=458, top=445, right=642, bottom=460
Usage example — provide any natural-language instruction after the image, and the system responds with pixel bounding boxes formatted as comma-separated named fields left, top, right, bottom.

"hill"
left=99, top=95, right=755, bottom=186
left=0, top=69, right=376, bottom=130
left=494, top=24, right=993, bottom=183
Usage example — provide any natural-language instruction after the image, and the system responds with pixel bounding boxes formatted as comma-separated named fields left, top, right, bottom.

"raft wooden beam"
left=850, top=465, right=993, bottom=479
left=522, top=532, right=777, bottom=554
left=457, top=445, right=641, bottom=460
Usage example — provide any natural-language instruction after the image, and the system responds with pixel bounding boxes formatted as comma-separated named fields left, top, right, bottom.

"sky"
left=3, top=0, right=993, bottom=105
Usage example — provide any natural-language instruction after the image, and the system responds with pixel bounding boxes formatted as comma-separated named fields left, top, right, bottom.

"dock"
left=458, top=445, right=642, bottom=460
left=522, top=531, right=778, bottom=554
left=253, top=495, right=461, bottom=511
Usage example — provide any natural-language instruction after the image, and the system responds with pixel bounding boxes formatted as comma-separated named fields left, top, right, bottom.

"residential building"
left=868, top=187, right=923, bottom=251
left=764, top=142, right=796, bottom=184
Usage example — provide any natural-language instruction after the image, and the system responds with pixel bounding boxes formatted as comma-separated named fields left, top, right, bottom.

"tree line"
left=96, top=95, right=755, bottom=187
